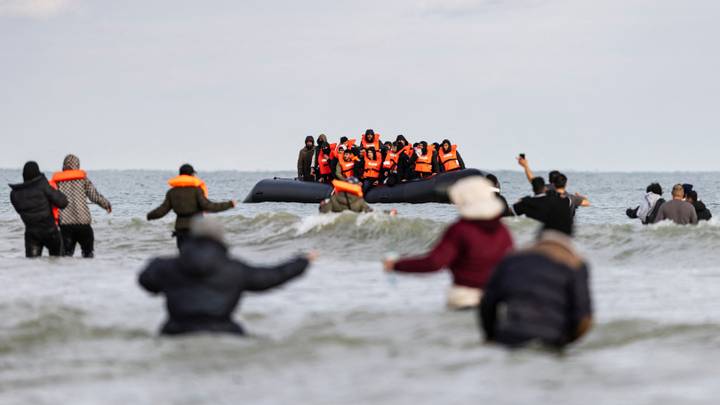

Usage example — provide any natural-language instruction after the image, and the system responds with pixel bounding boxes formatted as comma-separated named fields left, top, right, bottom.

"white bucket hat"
left=448, top=176, right=505, bottom=220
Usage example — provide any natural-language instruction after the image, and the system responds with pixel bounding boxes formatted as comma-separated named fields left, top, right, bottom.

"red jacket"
left=393, top=219, right=513, bottom=289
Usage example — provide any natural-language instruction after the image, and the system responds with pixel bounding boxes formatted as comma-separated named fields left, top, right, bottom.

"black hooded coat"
left=9, top=172, right=68, bottom=233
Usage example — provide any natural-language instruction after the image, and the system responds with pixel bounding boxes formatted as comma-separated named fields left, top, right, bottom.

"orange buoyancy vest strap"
left=332, top=180, right=363, bottom=198
left=168, top=175, right=209, bottom=197
left=51, top=170, right=87, bottom=185
left=439, top=145, right=460, bottom=170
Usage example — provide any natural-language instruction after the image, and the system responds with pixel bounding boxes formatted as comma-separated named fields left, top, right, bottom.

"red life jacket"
left=319, top=145, right=336, bottom=175
left=438, top=145, right=461, bottom=172
left=414, top=145, right=435, bottom=174
left=363, top=155, right=382, bottom=180
left=168, top=175, right=209, bottom=197
left=49, top=170, right=87, bottom=224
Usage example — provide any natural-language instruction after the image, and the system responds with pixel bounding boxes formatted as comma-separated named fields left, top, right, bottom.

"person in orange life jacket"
left=319, top=177, right=373, bottom=213
left=297, top=136, right=315, bottom=182
left=438, top=139, right=466, bottom=173
left=335, top=149, right=359, bottom=180
left=380, top=142, right=403, bottom=186
left=9, top=161, right=69, bottom=258
left=51, top=154, right=112, bottom=258
left=312, top=134, right=329, bottom=181
left=361, top=129, right=381, bottom=151
left=361, top=147, right=382, bottom=194
left=409, top=141, right=439, bottom=179
left=316, top=142, right=334, bottom=183
left=394, top=137, right=413, bottom=182
left=147, top=164, right=236, bottom=249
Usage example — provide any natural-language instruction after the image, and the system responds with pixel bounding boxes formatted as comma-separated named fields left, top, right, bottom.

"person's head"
left=317, top=133, right=328, bottom=145
left=62, top=154, right=80, bottom=170
left=552, top=173, right=568, bottom=190
left=340, top=136, right=349, bottom=144
left=179, top=163, right=195, bottom=176
left=190, top=216, right=226, bottom=246
left=432, top=142, right=440, bottom=151
left=22, top=161, right=41, bottom=182
left=364, top=129, right=375, bottom=142
left=448, top=176, right=505, bottom=220
left=441, top=139, right=452, bottom=152
left=672, top=184, right=685, bottom=200
left=531, top=176, right=546, bottom=195
left=646, top=182, right=663, bottom=196
left=682, top=184, right=694, bottom=198
left=395, top=134, right=408, bottom=145
left=686, top=190, right=699, bottom=203
left=322, top=143, right=331, bottom=154
left=383, top=141, right=392, bottom=149
left=343, top=150, right=352, bottom=161
left=366, top=147, right=376, bottom=160
left=548, top=170, right=561, bottom=184
left=304, top=136, right=315, bottom=149
left=485, top=173, right=500, bottom=190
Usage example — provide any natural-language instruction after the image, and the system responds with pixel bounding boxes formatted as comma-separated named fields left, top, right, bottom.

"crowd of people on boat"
left=298, top=129, right=466, bottom=192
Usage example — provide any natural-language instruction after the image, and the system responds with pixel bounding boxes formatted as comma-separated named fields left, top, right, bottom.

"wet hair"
left=686, top=190, right=698, bottom=202
left=531, top=177, right=546, bottom=195
left=548, top=170, right=561, bottom=184
left=646, top=183, right=662, bottom=195
left=552, top=173, right=568, bottom=189
left=486, top=173, right=500, bottom=189
left=179, top=163, right=195, bottom=176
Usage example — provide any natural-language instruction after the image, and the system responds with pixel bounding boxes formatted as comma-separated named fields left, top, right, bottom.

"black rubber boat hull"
left=243, top=169, right=486, bottom=204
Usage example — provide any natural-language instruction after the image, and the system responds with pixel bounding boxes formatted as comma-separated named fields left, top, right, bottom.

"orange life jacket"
left=382, top=151, right=399, bottom=171
left=168, top=175, right=209, bottom=197
left=49, top=170, right=88, bottom=224
left=401, top=145, right=414, bottom=157
left=319, top=144, right=336, bottom=175
left=332, top=180, right=363, bottom=198
left=414, top=145, right=435, bottom=174
left=334, top=139, right=356, bottom=157
left=438, top=145, right=461, bottom=171
left=363, top=155, right=382, bottom=179
left=361, top=135, right=381, bottom=151
left=339, top=160, right=356, bottom=179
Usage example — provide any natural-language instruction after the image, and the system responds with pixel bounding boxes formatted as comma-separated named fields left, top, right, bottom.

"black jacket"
left=9, top=175, right=68, bottom=231
left=692, top=201, right=712, bottom=221
left=147, top=187, right=233, bottom=231
left=480, top=243, right=592, bottom=348
left=139, top=237, right=309, bottom=335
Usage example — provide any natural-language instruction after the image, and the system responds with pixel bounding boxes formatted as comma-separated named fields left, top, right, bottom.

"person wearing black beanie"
left=9, top=161, right=69, bottom=257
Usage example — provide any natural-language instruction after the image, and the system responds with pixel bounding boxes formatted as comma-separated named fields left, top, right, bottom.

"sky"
left=1, top=0, right=719, bottom=172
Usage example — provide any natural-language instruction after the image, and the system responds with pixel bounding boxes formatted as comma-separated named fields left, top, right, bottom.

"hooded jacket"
left=138, top=237, right=309, bottom=335
left=54, top=154, right=111, bottom=225
left=9, top=175, right=69, bottom=231
left=319, top=192, right=372, bottom=213
left=692, top=200, right=712, bottom=221
left=297, top=136, right=315, bottom=179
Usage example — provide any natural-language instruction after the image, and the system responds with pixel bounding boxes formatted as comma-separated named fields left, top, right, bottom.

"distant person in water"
left=9, top=161, right=69, bottom=257
left=626, top=183, right=665, bottom=225
left=480, top=218, right=593, bottom=349
left=139, top=217, right=315, bottom=336
left=383, top=177, right=514, bottom=310
left=653, top=184, right=697, bottom=225
left=297, top=135, right=316, bottom=182
left=147, top=164, right=236, bottom=249
left=319, top=177, right=373, bottom=213
left=686, top=190, right=712, bottom=221
left=50, top=154, right=112, bottom=258
left=517, top=156, right=589, bottom=211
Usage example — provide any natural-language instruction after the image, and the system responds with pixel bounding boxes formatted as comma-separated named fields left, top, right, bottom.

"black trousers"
left=25, top=227, right=63, bottom=258
left=60, top=224, right=95, bottom=258
left=173, top=229, right=191, bottom=250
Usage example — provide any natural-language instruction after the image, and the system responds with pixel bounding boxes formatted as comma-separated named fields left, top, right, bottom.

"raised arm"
left=242, top=256, right=309, bottom=292
left=85, top=179, right=112, bottom=212
left=518, top=157, right=534, bottom=184
left=147, top=193, right=172, bottom=220
left=197, top=188, right=234, bottom=213
left=393, top=227, right=459, bottom=273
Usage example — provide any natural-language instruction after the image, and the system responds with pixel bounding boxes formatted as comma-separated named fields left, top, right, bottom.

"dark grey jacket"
left=9, top=175, right=69, bottom=232
left=139, top=237, right=308, bottom=335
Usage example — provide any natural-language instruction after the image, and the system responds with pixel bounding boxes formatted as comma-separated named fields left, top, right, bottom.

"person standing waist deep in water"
left=147, top=164, right=236, bottom=249
left=50, top=154, right=112, bottom=258
left=9, top=161, right=69, bottom=258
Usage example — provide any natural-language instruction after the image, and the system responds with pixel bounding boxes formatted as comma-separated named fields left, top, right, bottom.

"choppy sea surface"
left=1, top=169, right=720, bottom=405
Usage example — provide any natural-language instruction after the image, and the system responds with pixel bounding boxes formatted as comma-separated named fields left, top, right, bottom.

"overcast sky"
left=2, top=0, right=719, bottom=172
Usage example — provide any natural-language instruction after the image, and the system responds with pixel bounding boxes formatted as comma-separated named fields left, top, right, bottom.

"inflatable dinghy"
left=243, top=168, right=486, bottom=204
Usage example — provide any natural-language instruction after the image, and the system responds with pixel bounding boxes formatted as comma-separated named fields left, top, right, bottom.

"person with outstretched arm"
left=139, top=217, right=316, bottom=336
left=9, top=161, right=69, bottom=257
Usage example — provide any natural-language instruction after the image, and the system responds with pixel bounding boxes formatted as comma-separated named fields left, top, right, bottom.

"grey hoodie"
left=55, top=154, right=111, bottom=225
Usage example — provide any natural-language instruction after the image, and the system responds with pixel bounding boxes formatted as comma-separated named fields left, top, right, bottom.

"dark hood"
left=9, top=174, right=47, bottom=190
left=178, top=238, right=228, bottom=278
left=23, top=161, right=41, bottom=182
left=63, top=154, right=80, bottom=170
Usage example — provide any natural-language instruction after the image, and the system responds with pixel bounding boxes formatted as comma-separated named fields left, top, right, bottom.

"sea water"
left=1, top=169, right=720, bottom=404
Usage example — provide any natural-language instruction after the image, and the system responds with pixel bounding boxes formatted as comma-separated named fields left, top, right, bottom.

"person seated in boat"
left=319, top=177, right=372, bottom=213
left=409, top=141, right=438, bottom=179
left=361, top=147, right=382, bottom=194
left=626, top=182, right=665, bottom=224
left=395, top=138, right=413, bottom=182
left=380, top=142, right=402, bottom=187
left=360, top=129, right=381, bottom=151
left=335, top=149, right=360, bottom=180
left=438, top=139, right=466, bottom=173
left=139, top=216, right=315, bottom=336
left=686, top=190, right=712, bottom=221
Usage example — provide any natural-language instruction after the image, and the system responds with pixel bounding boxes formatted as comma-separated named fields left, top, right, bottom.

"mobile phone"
left=519, top=153, right=526, bottom=159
